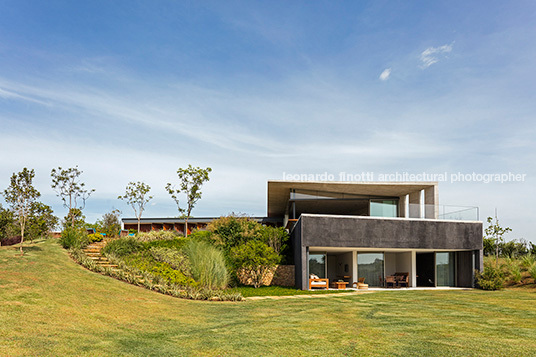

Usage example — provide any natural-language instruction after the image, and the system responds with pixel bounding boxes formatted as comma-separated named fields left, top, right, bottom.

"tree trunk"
left=137, top=217, right=141, bottom=233
left=20, top=222, right=24, bottom=255
left=185, top=218, right=188, bottom=237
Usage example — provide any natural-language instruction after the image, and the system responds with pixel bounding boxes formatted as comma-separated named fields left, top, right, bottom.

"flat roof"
left=267, top=180, right=438, bottom=217
left=121, top=216, right=282, bottom=224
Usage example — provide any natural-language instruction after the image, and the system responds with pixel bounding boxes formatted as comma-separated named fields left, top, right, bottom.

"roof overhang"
left=267, top=180, right=438, bottom=217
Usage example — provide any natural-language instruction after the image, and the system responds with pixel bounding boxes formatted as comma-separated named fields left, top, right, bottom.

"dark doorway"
left=417, top=253, right=435, bottom=287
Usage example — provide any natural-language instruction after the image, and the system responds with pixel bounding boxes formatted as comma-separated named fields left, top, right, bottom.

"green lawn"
left=1, top=240, right=536, bottom=356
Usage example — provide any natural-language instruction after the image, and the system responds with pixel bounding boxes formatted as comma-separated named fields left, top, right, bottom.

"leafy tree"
left=62, top=208, right=86, bottom=230
left=51, top=166, right=95, bottom=228
left=165, top=165, right=211, bottom=237
left=0, top=204, right=15, bottom=244
left=118, top=181, right=152, bottom=232
left=485, top=214, right=512, bottom=267
left=230, top=240, right=280, bottom=288
left=96, top=209, right=121, bottom=237
left=25, top=202, right=58, bottom=242
left=3, top=168, right=41, bottom=254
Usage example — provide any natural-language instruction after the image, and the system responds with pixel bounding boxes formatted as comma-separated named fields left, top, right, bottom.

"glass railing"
left=406, top=204, right=479, bottom=221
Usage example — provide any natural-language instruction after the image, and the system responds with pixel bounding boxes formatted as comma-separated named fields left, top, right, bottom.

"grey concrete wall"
left=300, top=215, right=483, bottom=250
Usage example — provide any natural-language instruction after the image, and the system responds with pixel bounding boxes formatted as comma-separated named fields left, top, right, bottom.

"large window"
left=309, top=253, right=326, bottom=278
left=357, top=253, right=384, bottom=287
left=436, top=252, right=455, bottom=286
left=370, top=199, right=398, bottom=218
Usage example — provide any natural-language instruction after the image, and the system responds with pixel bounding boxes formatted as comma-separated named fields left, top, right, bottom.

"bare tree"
left=51, top=166, right=95, bottom=228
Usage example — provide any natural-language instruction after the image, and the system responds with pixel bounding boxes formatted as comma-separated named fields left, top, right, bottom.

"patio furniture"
left=309, top=275, right=329, bottom=289
left=396, top=273, right=409, bottom=288
left=352, top=277, right=368, bottom=290
left=385, top=275, right=396, bottom=288
left=331, top=281, right=348, bottom=289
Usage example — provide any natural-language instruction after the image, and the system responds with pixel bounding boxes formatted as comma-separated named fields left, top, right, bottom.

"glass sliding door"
left=309, top=253, right=326, bottom=278
left=436, top=252, right=455, bottom=286
left=357, top=253, right=384, bottom=287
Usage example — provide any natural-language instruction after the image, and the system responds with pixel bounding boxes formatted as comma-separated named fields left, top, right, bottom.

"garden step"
left=99, top=264, right=118, bottom=268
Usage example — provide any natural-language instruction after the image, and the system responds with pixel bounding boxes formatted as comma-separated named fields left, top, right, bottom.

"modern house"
left=267, top=181, right=483, bottom=290
left=122, top=180, right=483, bottom=290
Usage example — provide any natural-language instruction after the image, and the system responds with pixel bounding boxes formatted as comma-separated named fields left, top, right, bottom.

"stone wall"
left=237, top=265, right=295, bottom=287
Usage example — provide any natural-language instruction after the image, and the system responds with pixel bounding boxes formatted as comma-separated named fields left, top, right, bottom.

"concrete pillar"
left=399, top=194, right=408, bottom=218
left=411, top=251, right=417, bottom=287
left=424, top=185, right=438, bottom=219
left=352, top=251, right=358, bottom=286
left=409, top=190, right=422, bottom=218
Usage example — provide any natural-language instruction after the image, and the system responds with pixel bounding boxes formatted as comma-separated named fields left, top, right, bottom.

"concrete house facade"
left=267, top=181, right=483, bottom=290
left=122, top=180, right=483, bottom=290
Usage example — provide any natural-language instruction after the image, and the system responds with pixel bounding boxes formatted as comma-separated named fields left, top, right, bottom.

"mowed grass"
left=1, top=240, right=536, bottom=356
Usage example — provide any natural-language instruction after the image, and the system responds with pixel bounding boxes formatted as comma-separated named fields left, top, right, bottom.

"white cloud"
left=379, top=68, right=391, bottom=81
left=420, top=43, right=453, bottom=68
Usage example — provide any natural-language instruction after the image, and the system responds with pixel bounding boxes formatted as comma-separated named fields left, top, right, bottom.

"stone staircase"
left=83, top=240, right=118, bottom=268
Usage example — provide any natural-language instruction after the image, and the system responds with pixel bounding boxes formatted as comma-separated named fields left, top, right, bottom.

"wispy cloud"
left=420, top=43, right=453, bottom=68
left=379, top=68, right=391, bottom=81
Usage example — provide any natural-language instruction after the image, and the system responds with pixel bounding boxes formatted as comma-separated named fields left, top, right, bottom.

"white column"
left=411, top=250, right=417, bottom=287
left=409, top=190, right=422, bottom=218
left=352, top=250, right=358, bottom=286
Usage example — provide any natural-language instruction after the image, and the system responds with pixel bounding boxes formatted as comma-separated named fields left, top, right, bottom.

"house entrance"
left=416, top=252, right=435, bottom=287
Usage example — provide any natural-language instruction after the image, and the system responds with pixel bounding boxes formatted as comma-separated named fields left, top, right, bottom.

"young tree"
left=26, top=202, right=58, bottom=242
left=51, top=166, right=95, bottom=228
left=165, top=165, right=211, bottom=237
left=118, top=181, right=152, bottom=232
left=3, top=168, right=41, bottom=254
left=485, top=211, right=512, bottom=267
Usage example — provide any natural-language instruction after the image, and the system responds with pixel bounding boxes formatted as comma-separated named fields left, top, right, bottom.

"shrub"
left=475, top=265, right=504, bottom=290
left=529, top=263, right=536, bottom=280
left=59, top=228, right=89, bottom=249
left=88, top=233, right=103, bottom=243
left=150, top=247, right=191, bottom=276
left=185, top=240, right=229, bottom=290
left=135, top=230, right=179, bottom=242
left=102, top=237, right=143, bottom=257
left=123, top=253, right=196, bottom=286
left=0, top=235, right=22, bottom=247
left=144, top=237, right=189, bottom=250
left=509, top=265, right=522, bottom=284
left=521, top=254, right=535, bottom=270
left=230, top=240, right=280, bottom=288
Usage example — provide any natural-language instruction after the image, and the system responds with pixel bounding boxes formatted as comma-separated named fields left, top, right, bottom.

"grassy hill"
left=1, top=239, right=536, bottom=356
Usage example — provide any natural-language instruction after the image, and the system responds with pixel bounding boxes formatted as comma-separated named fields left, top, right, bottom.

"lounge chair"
left=352, top=277, right=369, bottom=289
left=309, top=275, right=329, bottom=289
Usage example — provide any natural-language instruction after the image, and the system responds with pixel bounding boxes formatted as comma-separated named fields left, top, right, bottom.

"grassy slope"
left=1, top=240, right=536, bottom=356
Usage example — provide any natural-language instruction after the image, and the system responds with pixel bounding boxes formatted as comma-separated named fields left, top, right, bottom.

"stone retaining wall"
left=238, top=265, right=295, bottom=287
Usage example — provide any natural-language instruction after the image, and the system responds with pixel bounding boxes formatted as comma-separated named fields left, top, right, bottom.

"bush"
left=59, top=228, right=89, bottom=249
left=0, top=235, right=22, bottom=247
left=124, top=253, right=196, bottom=286
left=102, top=237, right=143, bottom=257
left=150, top=247, right=191, bottom=276
left=230, top=240, right=280, bottom=288
left=521, top=254, right=535, bottom=270
left=509, top=265, right=522, bottom=284
left=529, top=263, right=536, bottom=280
left=185, top=240, right=229, bottom=290
left=476, top=265, right=504, bottom=290
left=88, top=233, right=103, bottom=243
left=135, top=230, right=179, bottom=242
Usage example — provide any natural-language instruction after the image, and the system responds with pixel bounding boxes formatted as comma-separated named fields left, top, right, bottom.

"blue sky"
left=0, top=1, right=535, bottom=242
